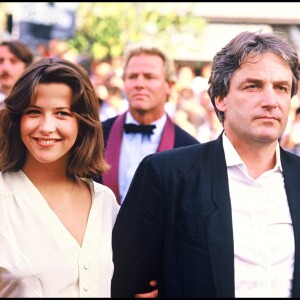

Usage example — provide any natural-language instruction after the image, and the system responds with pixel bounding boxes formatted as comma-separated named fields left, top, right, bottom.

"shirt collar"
left=222, top=132, right=282, bottom=172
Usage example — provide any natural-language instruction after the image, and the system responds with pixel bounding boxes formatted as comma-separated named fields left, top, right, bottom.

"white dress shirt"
left=223, top=133, right=294, bottom=297
left=0, top=91, right=5, bottom=102
left=119, top=111, right=167, bottom=204
left=0, top=170, right=120, bottom=297
left=0, top=91, right=6, bottom=109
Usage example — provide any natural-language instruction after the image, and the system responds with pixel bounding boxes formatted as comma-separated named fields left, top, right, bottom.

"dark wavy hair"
left=0, top=40, right=33, bottom=66
left=208, top=30, right=299, bottom=123
left=0, top=57, right=109, bottom=178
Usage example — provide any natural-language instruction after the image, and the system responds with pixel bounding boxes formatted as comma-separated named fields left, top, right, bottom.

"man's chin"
left=257, top=134, right=280, bottom=144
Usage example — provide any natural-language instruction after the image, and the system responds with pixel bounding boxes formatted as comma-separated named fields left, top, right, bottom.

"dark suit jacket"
left=111, top=134, right=300, bottom=297
left=94, top=112, right=199, bottom=203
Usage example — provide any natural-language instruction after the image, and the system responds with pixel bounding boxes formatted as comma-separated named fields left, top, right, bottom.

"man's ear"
left=168, top=81, right=175, bottom=90
left=165, top=81, right=175, bottom=101
left=215, top=95, right=226, bottom=112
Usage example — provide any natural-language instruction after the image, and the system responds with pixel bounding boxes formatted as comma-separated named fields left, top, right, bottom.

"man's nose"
left=135, top=74, right=146, bottom=87
left=261, top=86, right=277, bottom=108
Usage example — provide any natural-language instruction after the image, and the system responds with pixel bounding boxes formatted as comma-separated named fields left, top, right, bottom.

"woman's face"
left=20, top=83, right=79, bottom=167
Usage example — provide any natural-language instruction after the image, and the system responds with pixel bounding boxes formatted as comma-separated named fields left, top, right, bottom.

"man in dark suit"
left=94, top=43, right=199, bottom=204
left=111, top=31, right=300, bottom=297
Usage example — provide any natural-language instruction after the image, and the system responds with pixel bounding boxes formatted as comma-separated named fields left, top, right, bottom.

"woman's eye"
left=57, top=111, right=71, bottom=117
left=25, top=109, right=40, bottom=115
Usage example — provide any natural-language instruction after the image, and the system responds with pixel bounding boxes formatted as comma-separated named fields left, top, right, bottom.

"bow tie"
left=123, top=123, right=156, bottom=135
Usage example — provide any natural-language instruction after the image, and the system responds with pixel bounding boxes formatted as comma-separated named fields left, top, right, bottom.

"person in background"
left=99, top=85, right=128, bottom=122
left=0, top=57, right=119, bottom=297
left=94, top=42, right=199, bottom=204
left=111, top=30, right=300, bottom=297
left=0, top=40, right=33, bottom=108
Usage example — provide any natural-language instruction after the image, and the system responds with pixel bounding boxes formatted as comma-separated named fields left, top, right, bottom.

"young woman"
left=0, top=57, right=119, bottom=297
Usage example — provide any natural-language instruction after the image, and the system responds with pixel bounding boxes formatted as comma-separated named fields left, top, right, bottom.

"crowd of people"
left=1, top=30, right=300, bottom=297
left=34, top=38, right=300, bottom=150
left=2, top=37, right=300, bottom=151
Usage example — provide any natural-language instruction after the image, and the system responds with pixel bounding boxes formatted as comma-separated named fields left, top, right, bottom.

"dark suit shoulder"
left=101, top=116, right=118, bottom=145
left=174, top=124, right=200, bottom=147
left=280, top=146, right=300, bottom=169
left=102, top=116, right=118, bottom=128
left=142, top=139, right=217, bottom=175
left=281, top=147, right=300, bottom=161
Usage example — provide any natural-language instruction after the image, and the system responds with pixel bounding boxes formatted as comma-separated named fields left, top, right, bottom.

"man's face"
left=215, top=52, right=293, bottom=147
left=124, top=54, right=172, bottom=119
left=0, top=45, right=27, bottom=94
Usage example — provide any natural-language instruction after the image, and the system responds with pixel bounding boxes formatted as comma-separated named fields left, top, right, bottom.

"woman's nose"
left=39, top=116, right=56, bottom=133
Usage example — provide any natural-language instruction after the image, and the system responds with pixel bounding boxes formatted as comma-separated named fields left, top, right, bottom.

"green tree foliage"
left=68, top=2, right=206, bottom=61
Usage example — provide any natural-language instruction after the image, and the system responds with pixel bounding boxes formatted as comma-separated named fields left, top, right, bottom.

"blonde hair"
left=123, top=42, right=177, bottom=83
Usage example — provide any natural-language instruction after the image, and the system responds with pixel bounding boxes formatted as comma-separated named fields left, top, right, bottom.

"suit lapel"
left=157, top=115, right=175, bottom=152
left=102, top=112, right=126, bottom=204
left=207, top=135, right=235, bottom=297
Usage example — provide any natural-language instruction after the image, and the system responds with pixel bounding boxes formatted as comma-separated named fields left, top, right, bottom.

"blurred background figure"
left=0, top=40, right=33, bottom=108
left=195, top=89, right=223, bottom=143
left=99, top=85, right=128, bottom=122
left=190, top=62, right=211, bottom=99
left=35, top=42, right=51, bottom=60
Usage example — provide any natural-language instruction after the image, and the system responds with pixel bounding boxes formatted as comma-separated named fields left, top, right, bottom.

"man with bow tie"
left=94, top=43, right=199, bottom=204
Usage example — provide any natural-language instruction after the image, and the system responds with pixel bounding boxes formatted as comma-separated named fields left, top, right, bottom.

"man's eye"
left=278, top=86, right=288, bottom=92
left=127, top=74, right=137, bottom=79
